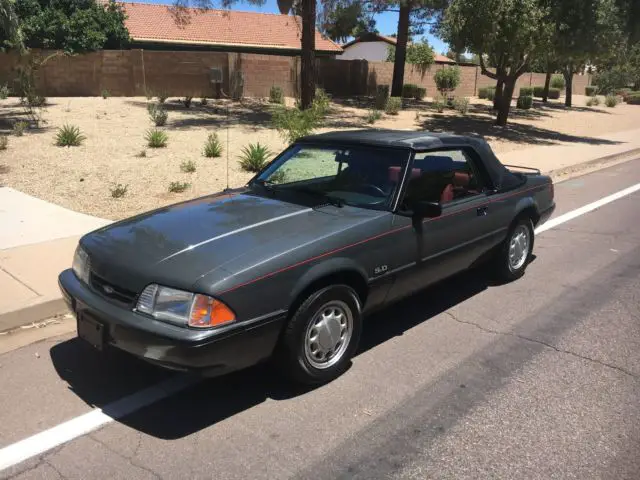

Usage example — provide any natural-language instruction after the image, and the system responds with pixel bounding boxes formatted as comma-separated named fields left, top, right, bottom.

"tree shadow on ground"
left=125, top=99, right=274, bottom=130
left=535, top=101, right=612, bottom=115
left=49, top=265, right=511, bottom=440
left=419, top=108, right=622, bottom=147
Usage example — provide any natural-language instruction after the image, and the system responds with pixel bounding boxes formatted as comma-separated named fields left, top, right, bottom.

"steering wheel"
left=352, top=183, right=387, bottom=197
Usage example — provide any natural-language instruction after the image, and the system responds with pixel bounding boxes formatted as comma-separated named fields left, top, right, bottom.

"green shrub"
left=110, top=184, right=128, bottom=198
left=180, top=160, right=197, bottom=173
left=0, top=136, right=7, bottom=150
left=101, top=89, right=110, bottom=99
left=168, top=181, right=190, bottom=193
left=452, top=97, right=469, bottom=114
left=625, top=92, right=640, bottom=104
left=585, top=86, right=597, bottom=96
left=550, top=74, right=565, bottom=90
left=375, top=85, right=389, bottom=109
left=239, top=142, right=273, bottom=172
left=56, top=125, right=86, bottom=147
left=433, top=94, right=446, bottom=113
left=414, top=86, right=426, bottom=100
left=385, top=96, right=402, bottom=115
left=271, top=102, right=323, bottom=144
left=486, top=87, right=496, bottom=101
left=519, top=86, right=534, bottom=97
left=365, top=109, right=382, bottom=124
left=156, top=92, right=169, bottom=104
left=434, top=66, right=461, bottom=96
left=616, top=88, right=633, bottom=101
left=478, top=86, right=491, bottom=99
left=1, top=83, right=10, bottom=99
left=586, top=96, right=600, bottom=107
left=13, top=121, right=28, bottom=136
left=605, top=94, right=618, bottom=107
left=147, top=103, right=168, bottom=126
left=547, top=88, right=561, bottom=99
left=183, top=96, right=193, bottom=108
left=533, top=86, right=545, bottom=98
left=313, top=88, right=331, bottom=116
left=516, top=95, right=533, bottom=109
left=402, top=84, right=419, bottom=98
left=145, top=128, right=168, bottom=148
left=269, top=85, right=285, bottom=104
left=203, top=133, right=222, bottom=158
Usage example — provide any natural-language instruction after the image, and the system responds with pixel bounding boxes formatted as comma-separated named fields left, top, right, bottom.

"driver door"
left=385, top=147, right=505, bottom=302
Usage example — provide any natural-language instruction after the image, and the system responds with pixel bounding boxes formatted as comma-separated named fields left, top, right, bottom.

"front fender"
left=289, top=256, right=368, bottom=304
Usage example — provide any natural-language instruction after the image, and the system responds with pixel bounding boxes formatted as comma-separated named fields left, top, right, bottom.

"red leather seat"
left=440, top=184, right=454, bottom=203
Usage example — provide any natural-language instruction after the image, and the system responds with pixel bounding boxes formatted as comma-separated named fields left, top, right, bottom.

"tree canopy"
left=439, top=0, right=549, bottom=125
left=1, top=0, right=130, bottom=54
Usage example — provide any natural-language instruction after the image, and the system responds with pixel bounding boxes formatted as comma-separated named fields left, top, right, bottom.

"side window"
left=400, top=149, right=485, bottom=207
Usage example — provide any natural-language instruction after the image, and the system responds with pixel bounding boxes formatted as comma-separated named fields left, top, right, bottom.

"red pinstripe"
left=219, top=183, right=546, bottom=294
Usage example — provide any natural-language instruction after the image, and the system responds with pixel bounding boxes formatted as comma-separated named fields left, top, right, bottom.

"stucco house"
left=338, top=32, right=455, bottom=64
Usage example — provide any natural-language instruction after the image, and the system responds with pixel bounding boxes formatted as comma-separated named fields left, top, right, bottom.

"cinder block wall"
left=0, top=49, right=591, bottom=99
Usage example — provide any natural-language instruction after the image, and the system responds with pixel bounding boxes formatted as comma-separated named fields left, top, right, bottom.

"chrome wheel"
left=508, top=224, right=530, bottom=271
left=304, top=301, right=353, bottom=370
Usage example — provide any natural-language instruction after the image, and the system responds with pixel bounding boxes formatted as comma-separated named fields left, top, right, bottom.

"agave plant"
left=145, top=128, right=168, bottom=148
left=239, top=142, right=273, bottom=172
left=55, top=124, right=86, bottom=147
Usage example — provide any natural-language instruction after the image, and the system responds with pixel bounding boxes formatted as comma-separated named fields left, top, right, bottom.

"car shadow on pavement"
left=49, top=263, right=533, bottom=440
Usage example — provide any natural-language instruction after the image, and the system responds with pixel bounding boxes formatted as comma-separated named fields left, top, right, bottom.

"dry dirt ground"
left=1, top=93, right=639, bottom=220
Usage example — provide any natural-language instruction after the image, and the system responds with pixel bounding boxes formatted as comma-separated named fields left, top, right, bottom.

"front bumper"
left=58, top=269, right=287, bottom=376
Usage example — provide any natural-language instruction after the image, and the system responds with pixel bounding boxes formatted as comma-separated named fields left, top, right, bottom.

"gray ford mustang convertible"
left=59, top=130, right=555, bottom=385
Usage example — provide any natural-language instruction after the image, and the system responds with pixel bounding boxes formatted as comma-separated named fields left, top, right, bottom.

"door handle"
left=477, top=206, right=489, bottom=216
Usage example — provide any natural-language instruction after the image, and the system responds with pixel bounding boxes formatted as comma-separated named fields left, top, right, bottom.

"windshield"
left=250, top=144, right=409, bottom=210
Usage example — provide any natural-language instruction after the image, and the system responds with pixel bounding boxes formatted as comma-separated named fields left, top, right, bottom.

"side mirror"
left=412, top=200, right=442, bottom=219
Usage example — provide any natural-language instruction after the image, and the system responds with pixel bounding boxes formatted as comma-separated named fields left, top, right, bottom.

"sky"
left=139, top=0, right=449, bottom=53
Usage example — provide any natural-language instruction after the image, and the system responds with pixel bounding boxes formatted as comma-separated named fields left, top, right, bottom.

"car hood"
left=81, top=191, right=373, bottom=294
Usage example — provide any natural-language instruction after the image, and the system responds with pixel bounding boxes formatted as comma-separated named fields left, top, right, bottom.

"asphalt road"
left=1, top=159, right=639, bottom=480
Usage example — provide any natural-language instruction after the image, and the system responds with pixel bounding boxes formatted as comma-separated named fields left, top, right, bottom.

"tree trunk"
left=391, top=1, right=411, bottom=97
left=493, top=78, right=504, bottom=110
left=563, top=67, right=572, bottom=107
left=299, top=0, right=316, bottom=110
left=542, top=71, right=552, bottom=102
left=496, top=78, right=515, bottom=126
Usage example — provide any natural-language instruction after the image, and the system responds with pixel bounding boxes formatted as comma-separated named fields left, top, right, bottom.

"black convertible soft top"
left=296, top=129, right=524, bottom=191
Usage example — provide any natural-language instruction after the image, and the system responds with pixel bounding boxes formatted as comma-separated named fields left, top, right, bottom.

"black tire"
left=276, top=284, right=362, bottom=385
left=493, top=216, right=535, bottom=282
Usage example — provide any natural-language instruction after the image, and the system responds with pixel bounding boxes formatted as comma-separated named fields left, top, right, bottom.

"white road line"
left=1, top=181, right=640, bottom=473
left=535, top=182, right=640, bottom=235
left=0, top=375, right=200, bottom=472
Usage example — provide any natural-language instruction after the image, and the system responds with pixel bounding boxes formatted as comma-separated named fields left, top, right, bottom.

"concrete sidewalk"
left=1, top=128, right=640, bottom=333
left=0, top=188, right=109, bottom=332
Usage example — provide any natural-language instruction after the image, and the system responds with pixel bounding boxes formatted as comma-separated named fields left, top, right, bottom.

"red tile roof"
left=119, top=2, right=342, bottom=53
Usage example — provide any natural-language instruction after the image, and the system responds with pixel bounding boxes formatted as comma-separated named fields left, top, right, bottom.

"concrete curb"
left=0, top=297, right=68, bottom=333
left=1, top=148, right=639, bottom=335
left=547, top=147, right=640, bottom=180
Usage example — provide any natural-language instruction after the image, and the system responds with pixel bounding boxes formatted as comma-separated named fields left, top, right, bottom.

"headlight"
left=135, top=284, right=236, bottom=329
left=72, top=245, right=90, bottom=285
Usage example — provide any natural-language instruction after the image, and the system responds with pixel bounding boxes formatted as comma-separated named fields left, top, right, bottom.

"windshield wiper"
left=252, top=178, right=278, bottom=194
left=284, top=186, right=344, bottom=208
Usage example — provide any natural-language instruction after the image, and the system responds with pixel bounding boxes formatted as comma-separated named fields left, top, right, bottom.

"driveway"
left=0, top=159, right=639, bottom=479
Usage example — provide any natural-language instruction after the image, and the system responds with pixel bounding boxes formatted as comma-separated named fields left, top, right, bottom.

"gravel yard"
left=1, top=94, right=639, bottom=220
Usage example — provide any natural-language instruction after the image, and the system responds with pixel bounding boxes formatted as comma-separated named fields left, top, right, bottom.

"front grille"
left=90, top=272, right=137, bottom=305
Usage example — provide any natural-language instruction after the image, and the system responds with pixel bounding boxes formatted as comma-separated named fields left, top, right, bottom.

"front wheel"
left=493, top=216, right=534, bottom=282
left=276, top=285, right=362, bottom=385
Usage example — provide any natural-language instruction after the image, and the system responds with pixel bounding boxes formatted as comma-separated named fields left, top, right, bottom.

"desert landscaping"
left=1, top=92, right=639, bottom=221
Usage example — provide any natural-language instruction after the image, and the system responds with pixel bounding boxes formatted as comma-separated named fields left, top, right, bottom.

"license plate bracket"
left=77, top=313, right=105, bottom=351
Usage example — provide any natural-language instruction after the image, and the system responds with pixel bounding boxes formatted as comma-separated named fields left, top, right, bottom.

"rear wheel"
left=493, top=216, right=534, bottom=282
left=276, top=285, right=362, bottom=385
